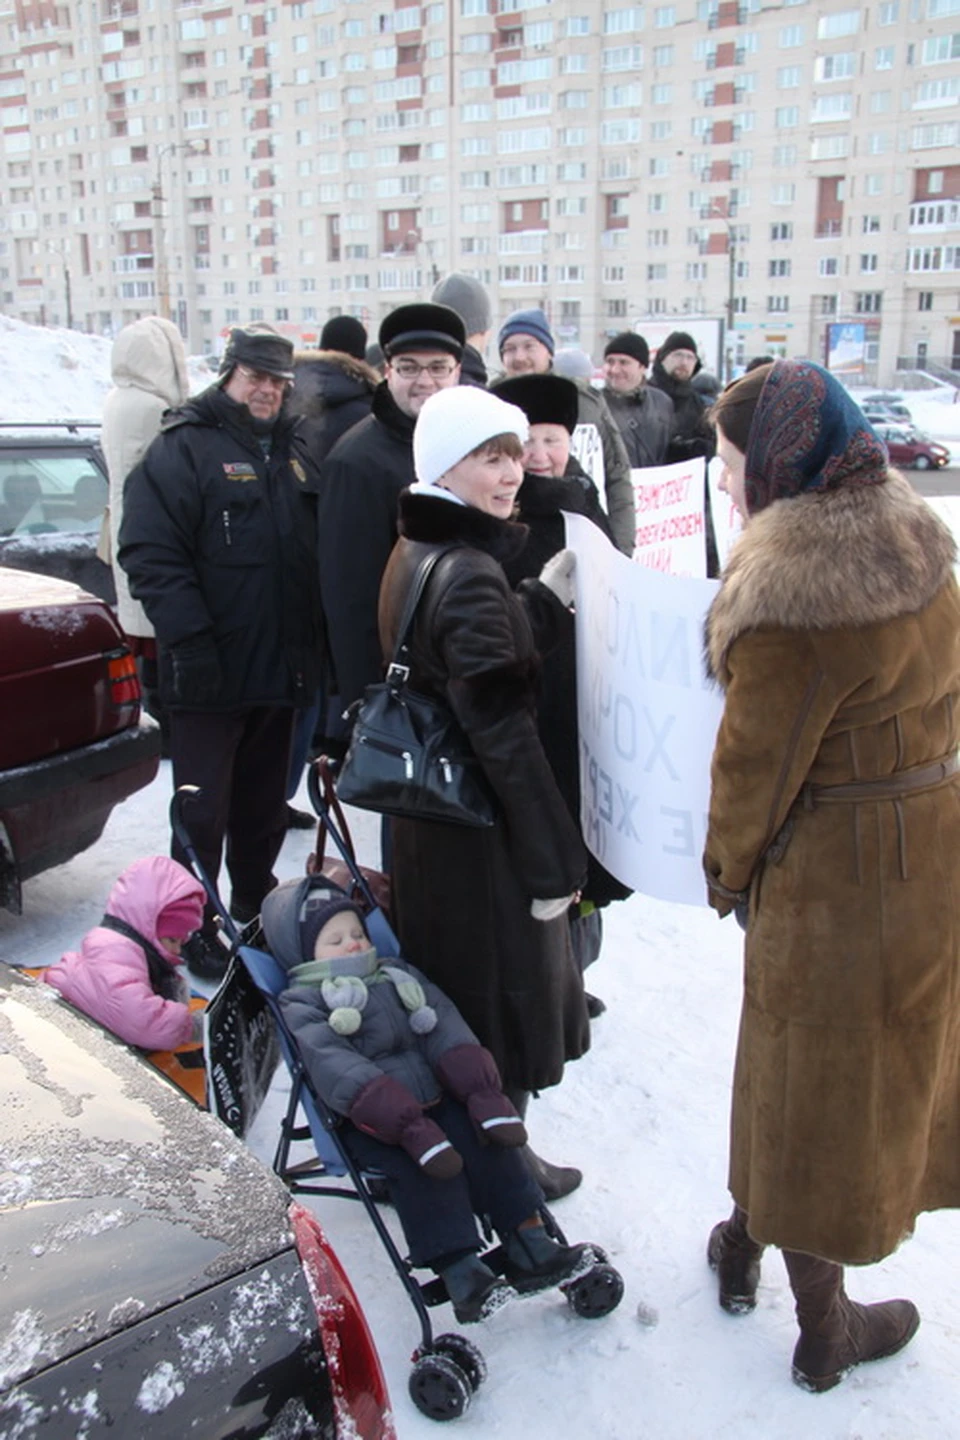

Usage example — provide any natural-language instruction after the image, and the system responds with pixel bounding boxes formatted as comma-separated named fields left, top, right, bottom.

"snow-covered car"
left=0, top=965, right=395, bottom=1439
left=0, top=421, right=115, bottom=604
left=0, top=568, right=159, bottom=912
left=874, top=424, right=951, bottom=471
left=861, top=399, right=913, bottom=426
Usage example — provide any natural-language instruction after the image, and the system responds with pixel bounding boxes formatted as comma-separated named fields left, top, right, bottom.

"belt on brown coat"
left=801, top=751, right=960, bottom=808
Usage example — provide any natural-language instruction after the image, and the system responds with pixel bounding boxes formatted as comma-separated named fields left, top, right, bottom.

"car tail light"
left=289, top=1201, right=396, bottom=1440
left=105, top=646, right=142, bottom=708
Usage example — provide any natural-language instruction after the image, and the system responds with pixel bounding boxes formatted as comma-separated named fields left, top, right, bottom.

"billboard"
left=825, top=323, right=867, bottom=376
left=634, top=318, right=725, bottom=378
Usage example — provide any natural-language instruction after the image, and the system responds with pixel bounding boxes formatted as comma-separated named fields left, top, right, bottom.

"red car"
left=875, top=425, right=951, bottom=471
left=0, top=568, right=160, bottom=912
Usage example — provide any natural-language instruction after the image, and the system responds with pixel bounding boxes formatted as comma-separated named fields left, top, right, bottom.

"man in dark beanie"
left=431, top=272, right=492, bottom=386
left=316, top=301, right=464, bottom=713
left=119, top=322, right=324, bottom=978
left=495, top=309, right=635, bottom=555
left=648, top=332, right=714, bottom=464
left=602, top=333, right=674, bottom=472
left=319, top=314, right=367, bottom=361
left=289, top=316, right=379, bottom=467
left=646, top=330, right=719, bottom=576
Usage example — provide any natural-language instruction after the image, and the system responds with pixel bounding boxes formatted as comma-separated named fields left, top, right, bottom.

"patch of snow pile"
left=0, top=1310, right=49, bottom=1391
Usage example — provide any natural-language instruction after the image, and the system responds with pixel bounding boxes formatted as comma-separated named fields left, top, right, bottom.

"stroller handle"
left=169, top=785, right=242, bottom=948
left=307, top=758, right=384, bottom=917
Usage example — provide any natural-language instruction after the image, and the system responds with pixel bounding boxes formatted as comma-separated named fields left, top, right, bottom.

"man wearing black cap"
left=288, top=315, right=380, bottom=467
left=119, top=322, right=324, bottom=977
left=315, top=301, right=464, bottom=712
left=602, top=333, right=674, bottom=471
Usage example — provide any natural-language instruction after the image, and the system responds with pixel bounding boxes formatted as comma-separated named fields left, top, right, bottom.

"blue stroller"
left=172, top=771, right=624, bottom=1423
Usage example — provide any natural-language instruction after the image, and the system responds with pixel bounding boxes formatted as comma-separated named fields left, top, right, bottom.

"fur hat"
left=301, top=896, right=367, bottom=959
left=320, top=315, right=368, bottom=360
left=219, top=322, right=295, bottom=380
left=413, top=386, right=529, bottom=486
left=604, top=332, right=650, bottom=368
left=431, top=273, right=492, bottom=337
left=379, top=302, right=465, bottom=360
left=657, top=331, right=699, bottom=363
left=490, top=373, right=579, bottom=434
left=497, top=307, right=555, bottom=358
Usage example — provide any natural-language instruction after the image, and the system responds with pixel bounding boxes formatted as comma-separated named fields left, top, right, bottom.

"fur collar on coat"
left=706, top=470, right=956, bottom=685
left=397, top=487, right=530, bottom=567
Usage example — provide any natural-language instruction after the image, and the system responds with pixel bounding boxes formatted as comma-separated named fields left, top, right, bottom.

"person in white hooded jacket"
left=102, top=316, right=190, bottom=642
left=101, top=316, right=190, bottom=737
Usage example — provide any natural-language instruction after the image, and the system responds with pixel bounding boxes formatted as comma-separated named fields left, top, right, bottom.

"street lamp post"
left=708, top=201, right=737, bottom=383
left=152, top=141, right=204, bottom=322
left=44, top=239, right=73, bottom=328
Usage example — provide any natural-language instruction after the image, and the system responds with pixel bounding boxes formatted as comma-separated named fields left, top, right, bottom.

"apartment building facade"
left=1, top=0, right=958, bottom=385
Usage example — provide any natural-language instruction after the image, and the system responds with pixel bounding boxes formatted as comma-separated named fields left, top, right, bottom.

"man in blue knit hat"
left=496, top=308, right=635, bottom=554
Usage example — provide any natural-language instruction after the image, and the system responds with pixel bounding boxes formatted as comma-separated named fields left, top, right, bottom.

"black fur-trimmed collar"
left=397, top=488, right=529, bottom=565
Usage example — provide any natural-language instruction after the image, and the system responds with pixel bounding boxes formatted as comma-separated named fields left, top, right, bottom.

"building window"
left=819, top=257, right=839, bottom=276
left=767, top=295, right=790, bottom=312
left=918, top=291, right=934, bottom=309
left=769, top=258, right=791, bottom=277
left=854, top=291, right=883, bottom=313
left=770, top=222, right=793, bottom=241
left=860, top=253, right=879, bottom=271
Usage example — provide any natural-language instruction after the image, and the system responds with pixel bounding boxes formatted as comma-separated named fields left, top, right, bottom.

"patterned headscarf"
left=744, top=359, right=889, bottom=515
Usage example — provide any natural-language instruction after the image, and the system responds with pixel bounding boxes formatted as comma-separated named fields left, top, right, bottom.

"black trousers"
left=169, top=706, right=294, bottom=916
left=341, top=1094, right=543, bottom=1269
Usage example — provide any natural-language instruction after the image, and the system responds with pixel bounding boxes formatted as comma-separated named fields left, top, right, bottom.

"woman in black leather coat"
left=378, top=386, right=591, bottom=1197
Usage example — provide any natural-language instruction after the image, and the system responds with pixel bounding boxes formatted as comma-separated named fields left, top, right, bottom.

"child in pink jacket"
left=45, top=856, right=206, bottom=1051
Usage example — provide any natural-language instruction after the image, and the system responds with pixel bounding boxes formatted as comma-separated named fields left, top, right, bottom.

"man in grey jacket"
left=601, top=332, right=674, bottom=471
left=496, top=308, right=635, bottom=554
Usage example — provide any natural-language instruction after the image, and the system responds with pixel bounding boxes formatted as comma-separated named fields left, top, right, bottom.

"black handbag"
left=335, top=547, right=497, bottom=828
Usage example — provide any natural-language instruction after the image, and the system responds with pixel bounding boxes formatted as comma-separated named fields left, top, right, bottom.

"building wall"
left=0, top=0, right=958, bottom=385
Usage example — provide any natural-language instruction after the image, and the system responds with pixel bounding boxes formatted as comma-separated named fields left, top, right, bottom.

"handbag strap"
left=387, top=544, right=458, bottom=684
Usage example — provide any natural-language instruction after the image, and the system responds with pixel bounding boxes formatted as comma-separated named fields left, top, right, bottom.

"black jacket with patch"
left=118, top=385, right=323, bottom=709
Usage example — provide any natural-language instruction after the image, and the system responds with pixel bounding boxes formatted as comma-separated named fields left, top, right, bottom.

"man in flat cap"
left=602, top=333, right=674, bottom=471
left=119, top=322, right=323, bottom=978
left=316, top=301, right=464, bottom=713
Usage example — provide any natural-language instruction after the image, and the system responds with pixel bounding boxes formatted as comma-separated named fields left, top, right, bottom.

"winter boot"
left=707, top=1205, right=765, bottom=1314
left=500, top=1221, right=598, bottom=1296
left=502, top=1087, right=583, bottom=1202
left=438, top=1252, right=514, bottom=1325
left=182, top=928, right=231, bottom=982
left=782, top=1250, right=920, bottom=1393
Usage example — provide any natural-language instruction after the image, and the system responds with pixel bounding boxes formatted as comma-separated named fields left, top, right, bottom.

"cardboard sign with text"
left=566, top=511, right=723, bottom=907
left=570, top=421, right=605, bottom=497
left=632, top=457, right=708, bottom=578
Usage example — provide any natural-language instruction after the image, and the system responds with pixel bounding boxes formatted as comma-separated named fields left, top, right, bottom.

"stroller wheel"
left=562, top=1263, right=625, bottom=1319
left=430, top=1333, right=487, bottom=1392
left=408, top=1352, right=473, bottom=1421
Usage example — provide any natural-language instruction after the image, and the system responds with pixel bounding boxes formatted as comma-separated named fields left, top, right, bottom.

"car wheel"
left=914, top=455, right=932, bottom=470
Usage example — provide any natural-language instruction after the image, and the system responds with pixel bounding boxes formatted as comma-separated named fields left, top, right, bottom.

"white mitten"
left=530, top=895, right=575, bottom=922
left=538, top=548, right=576, bottom=608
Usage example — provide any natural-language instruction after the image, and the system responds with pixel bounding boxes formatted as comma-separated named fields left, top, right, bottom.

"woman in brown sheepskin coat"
left=703, top=359, right=960, bottom=1394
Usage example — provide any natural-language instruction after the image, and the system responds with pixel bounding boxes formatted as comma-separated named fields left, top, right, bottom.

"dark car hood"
left=0, top=969, right=293, bottom=1388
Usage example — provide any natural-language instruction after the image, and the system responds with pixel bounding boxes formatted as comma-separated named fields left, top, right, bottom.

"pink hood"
left=45, top=857, right=205, bottom=1052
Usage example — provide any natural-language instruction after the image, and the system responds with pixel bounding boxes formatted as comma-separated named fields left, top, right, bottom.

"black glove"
left=170, top=633, right=222, bottom=707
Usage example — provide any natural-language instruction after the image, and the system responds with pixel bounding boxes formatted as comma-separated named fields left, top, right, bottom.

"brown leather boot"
left=783, top=1250, right=920, bottom=1393
left=707, top=1205, right=765, bottom=1314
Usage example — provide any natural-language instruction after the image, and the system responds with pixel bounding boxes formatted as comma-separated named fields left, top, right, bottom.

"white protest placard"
left=570, top=421, right=605, bottom=497
left=706, top=455, right=744, bottom=573
left=565, top=511, right=723, bottom=907
left=632, top=457, right=708, bottom=578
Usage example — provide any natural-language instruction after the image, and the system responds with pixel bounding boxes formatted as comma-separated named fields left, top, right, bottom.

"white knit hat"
left=413, top=386, right=529, bottom=487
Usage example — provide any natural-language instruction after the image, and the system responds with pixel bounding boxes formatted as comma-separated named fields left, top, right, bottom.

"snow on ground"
left=2, top=319, right=960, bottom=1436
left=3, top=772, right=959, bottom=1440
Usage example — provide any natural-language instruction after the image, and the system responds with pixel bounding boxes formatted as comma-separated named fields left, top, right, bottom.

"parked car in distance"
left=0, top=567, right=159, bottom=912
left=0, top=966, right=395, bottom=1439
left=0, top=421, right=115, bottom=604
left=863, top=392, right=914, bottom=421
left=861, top=400, right=914, bottom=426
left=874, top=424, right=951, bottom=471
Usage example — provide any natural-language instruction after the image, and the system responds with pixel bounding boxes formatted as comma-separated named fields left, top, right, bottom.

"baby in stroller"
left=262, top=883, right=602, bottom=1324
